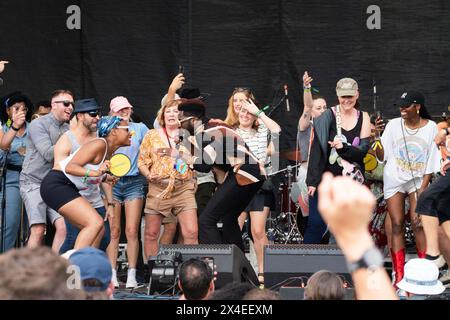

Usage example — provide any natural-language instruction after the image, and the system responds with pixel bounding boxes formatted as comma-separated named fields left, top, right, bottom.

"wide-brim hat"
left=397, top=258, right=445, bottom=295
left=180, top=88, right=210, bottom=101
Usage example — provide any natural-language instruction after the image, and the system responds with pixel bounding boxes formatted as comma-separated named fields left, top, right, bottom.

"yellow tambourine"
left=364, top=152, right=378, bottom=172
left=108, top=153, right=131, bottom=177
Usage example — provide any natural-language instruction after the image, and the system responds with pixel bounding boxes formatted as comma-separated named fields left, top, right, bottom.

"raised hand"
left=240, top=99, right=259, bottom=116
left=303, top=71, right=313, bottom=88
left=12, top=107, right=26, bottom=128
left=0, top=61, right=9, bottom=74
left=169, top=73, right=185, bottom=92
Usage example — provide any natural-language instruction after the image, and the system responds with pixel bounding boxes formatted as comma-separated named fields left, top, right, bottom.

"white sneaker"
left=126, top=268, right=138, bottom=288
left=111, top=269, right=119, bottom=288
left=439, top=269, right=450, bottom=288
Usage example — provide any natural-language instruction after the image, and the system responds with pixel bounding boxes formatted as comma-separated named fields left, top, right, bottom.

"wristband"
left=107, top=202, right=115, bottom=208
left=82, top=169, right=91, bottom=183
left=255, top=110, right=264, bottom=118
left=11, top=124, right=20, bottom=131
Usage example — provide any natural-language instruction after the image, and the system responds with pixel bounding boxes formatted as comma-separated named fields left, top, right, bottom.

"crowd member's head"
left=243, top=288, right=281, bottom=300
left=97, top=115, right=131, bottom=146
left=1, top=91, right=34, bottom=123
left=178, top=258, right=214, bottom=300
left=304, top=270, right=346, bottom=300
left=224, top=87, right=257, bottom=127
left=395, top=90, right=432, bottom=120
left=178, top=99, right=207, bottom=135
left=336, top=78, right=360, bottom=111
left=73, top=98, right=102, bottom=133
left=156, top=99, right=185, bottom=129
left=208, top=282, right=254, bottom=300
left=311, top=94, right=327, bottom=118
left=68, top=247, right=114, bottom=299
left=32, top=100, right=51, bottom=120
left=109, top=96, right=133, bottom=121
left=397, top=258, right=445, bottom=298
left=51, top=89, right=75, bottom=123
left=0, top=247, right=85, bottom=300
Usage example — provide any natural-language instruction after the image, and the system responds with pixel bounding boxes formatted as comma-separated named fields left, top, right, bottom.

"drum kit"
left=266, top=150, right=306, bottom=244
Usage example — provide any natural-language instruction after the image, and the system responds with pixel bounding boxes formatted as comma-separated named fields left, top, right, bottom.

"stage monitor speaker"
left=264, top=244, right=351, bottom=289
left=159, top=244, right=259, bottom=289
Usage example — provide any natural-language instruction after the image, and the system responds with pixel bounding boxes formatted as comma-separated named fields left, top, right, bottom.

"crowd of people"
left=0, top=59, right=449, bottom=300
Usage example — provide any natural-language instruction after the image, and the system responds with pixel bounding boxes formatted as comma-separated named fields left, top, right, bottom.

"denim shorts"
left=112, top=175, right=147, bottom=204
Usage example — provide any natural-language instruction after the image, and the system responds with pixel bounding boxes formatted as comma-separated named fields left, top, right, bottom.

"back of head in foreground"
left=208, top=281, right=255, bottom=300
left=304, top=270, right=346, bottom=300
left=178, top=258, right=214, bottom=300
left=0, top=247, right=85, bottom=300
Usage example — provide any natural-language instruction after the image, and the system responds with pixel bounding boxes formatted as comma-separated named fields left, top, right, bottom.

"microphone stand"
left=0, top=149, right=9, bottom=253
left=267, top=95, right=286, bottom=117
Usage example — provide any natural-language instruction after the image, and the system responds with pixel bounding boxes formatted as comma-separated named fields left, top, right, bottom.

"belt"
left=6, top=163, right=22, bottom=172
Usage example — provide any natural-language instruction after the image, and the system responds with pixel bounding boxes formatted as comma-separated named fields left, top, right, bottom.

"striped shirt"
left=236, top=122, right=269, bottom=164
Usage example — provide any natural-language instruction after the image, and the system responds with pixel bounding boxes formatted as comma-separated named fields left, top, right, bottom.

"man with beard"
left=178, top=99, right=264, bottom=252
left=52, top=98, right=113, bottom=254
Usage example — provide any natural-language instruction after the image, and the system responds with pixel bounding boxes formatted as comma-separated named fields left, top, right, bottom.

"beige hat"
left=336, top=78, right=358, bottom=97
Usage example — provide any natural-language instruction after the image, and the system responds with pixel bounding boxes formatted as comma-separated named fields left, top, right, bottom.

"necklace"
left=403, top=119, right=421, bottom=135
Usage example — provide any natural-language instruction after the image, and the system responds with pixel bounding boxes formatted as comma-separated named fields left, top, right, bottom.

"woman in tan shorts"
left=138, top=99, right=198, bottom=260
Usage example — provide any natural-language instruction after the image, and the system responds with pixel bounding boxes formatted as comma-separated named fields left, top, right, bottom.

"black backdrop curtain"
left=1, top=0, right=450, bottom=152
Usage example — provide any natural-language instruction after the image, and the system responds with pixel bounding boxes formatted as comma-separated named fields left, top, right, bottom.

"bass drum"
left=291, top=163, right=309, bottom=216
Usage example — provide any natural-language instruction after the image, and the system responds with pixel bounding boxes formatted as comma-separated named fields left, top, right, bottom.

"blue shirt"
left=114, top=122, right=149, bottom=176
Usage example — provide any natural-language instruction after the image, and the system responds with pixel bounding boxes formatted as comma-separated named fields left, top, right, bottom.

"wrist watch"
left=346, top=247, right=384, bottom=273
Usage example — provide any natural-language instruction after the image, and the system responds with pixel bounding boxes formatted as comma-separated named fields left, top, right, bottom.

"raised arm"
left=0, top=107, right=26, bottom=150
left=318, top=173, right=398, bottom=300
left=299, top=71, right=314, bottom=132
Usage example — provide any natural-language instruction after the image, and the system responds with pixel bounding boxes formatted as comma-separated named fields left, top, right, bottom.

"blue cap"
left=69, top=247, right=112, bottom=292
left=74, top=98, right=101, bottom=113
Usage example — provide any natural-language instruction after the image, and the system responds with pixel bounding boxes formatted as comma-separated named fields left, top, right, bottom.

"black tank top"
left=326, top=108, right=363, bottom=176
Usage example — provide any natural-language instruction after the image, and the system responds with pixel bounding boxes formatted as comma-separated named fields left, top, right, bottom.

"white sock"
left=127, top=268, right=136, bottom=278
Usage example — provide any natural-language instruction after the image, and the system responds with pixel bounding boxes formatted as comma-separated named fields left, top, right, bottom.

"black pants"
left=199, top=173, right=262, bottom=252
left=195, top=182, right=216, bottom=217
left=416, top=168, right=450, bottom=224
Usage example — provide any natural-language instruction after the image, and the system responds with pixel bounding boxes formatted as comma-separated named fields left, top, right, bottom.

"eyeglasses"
left=179, top=116, right=195, bottom=123
left=116, top=126, right=129, bottom=131
left=87, top=111, right=100, bottom=117
left=54, top=100, right=74, bottom=107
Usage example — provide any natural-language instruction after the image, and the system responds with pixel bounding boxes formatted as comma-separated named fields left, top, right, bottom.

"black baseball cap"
left=395, top=91, right=425, bottom=108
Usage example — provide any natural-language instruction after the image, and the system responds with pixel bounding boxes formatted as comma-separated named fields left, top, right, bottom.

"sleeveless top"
left=326, top=108, right=364, bottom=176
left=59, top=137, right=107, bottom=208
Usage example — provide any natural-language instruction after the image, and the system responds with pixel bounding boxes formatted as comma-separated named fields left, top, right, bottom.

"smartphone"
left=178, top=65, right=184, bottom=75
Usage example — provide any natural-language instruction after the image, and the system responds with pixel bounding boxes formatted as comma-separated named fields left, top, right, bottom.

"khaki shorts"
left=145, top=179, right=197, bottom=218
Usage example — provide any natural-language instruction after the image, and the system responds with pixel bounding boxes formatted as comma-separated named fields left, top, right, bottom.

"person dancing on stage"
left=41, top=116, right=132, bottom=249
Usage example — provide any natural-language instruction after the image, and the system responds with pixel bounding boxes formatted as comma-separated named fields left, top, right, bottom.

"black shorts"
left=40, top=170, right=81, bottom=212
left=416, top=169, right=450, bottom=224
left=244, top=189, right=275, bottom=212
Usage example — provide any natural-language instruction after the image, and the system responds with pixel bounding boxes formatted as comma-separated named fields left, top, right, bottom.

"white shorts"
left=384, top=177, right=423, bottom=200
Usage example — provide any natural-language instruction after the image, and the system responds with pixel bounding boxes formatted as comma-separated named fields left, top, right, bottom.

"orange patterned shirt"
left=138, top=129, right=194, bottom=181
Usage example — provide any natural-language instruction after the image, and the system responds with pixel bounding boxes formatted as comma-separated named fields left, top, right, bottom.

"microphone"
left=284, top=84, right=290, bottom=112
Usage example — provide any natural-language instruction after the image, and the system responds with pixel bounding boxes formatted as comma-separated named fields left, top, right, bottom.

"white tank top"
left=59, top=138, right=107, bottom=208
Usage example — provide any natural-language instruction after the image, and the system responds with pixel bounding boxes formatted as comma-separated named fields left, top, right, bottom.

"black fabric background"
left=1, top=0, right=450, bottom=151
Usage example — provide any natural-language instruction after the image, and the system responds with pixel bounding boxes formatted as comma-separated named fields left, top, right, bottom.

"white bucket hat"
left=397, top=258, right=445, bottom=295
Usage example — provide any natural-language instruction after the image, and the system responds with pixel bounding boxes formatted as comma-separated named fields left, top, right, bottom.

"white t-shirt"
left=381, top=118, right=440, bottom=198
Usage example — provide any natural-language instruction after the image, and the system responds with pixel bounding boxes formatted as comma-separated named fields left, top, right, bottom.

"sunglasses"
left=179, top=116, right=195, bottom=123
left=54, top=100, right=74, bottom=107
left=116, top=125, right=129, bottom=131
left=86, top=111, right=100, bottom=117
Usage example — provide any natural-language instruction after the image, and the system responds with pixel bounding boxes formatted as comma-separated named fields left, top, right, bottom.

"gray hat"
left=336, top=78, right=358, bottom=97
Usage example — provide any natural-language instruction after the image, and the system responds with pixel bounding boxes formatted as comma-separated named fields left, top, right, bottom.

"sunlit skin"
left=51, top=93, right=74, bottom=122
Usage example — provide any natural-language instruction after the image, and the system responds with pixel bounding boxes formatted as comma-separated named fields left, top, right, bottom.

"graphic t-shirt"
left=381, top=117, right=440, bottom=198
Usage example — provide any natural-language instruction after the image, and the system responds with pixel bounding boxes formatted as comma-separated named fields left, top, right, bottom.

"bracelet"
left=82, top=169, right=91, bottom=183
left=11, top=125, right=20, bottom=131
left=107, top=202, right=115, bottom=208
left=303, top=86, right=311, bottom=92
left=255, top=109, right=264, bottom=118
